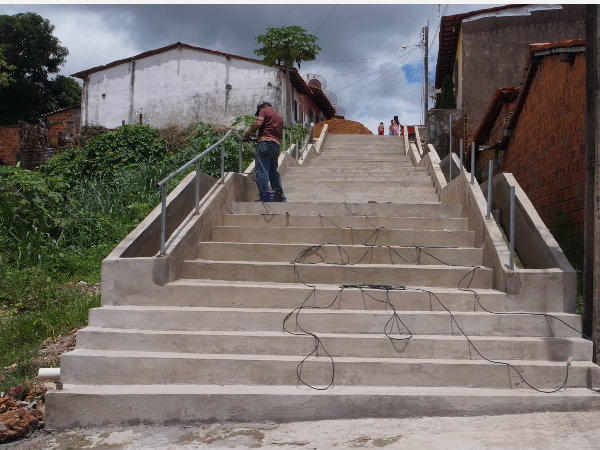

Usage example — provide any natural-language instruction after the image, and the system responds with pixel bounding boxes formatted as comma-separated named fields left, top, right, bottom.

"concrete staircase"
left=47, top=134, right=600, bottom=427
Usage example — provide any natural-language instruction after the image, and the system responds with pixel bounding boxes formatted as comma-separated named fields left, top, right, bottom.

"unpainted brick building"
left=474, top=40, right=586, bottom=265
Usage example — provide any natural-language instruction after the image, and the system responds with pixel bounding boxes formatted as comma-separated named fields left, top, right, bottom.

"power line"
left=315, top=48, right=411, bottom=64
left=315, top=5, right=337, bottom=35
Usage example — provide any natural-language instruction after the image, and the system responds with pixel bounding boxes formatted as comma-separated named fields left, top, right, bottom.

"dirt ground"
left=3, top=411, right=600, bottom=449
left=314, top=118, right=373, bottom=136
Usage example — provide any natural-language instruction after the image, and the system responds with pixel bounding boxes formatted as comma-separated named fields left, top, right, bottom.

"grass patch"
left=0, top=288, right=100, bottom=391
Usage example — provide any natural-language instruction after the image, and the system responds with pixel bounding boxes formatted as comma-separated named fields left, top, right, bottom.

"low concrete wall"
left=101, top=172, right=257, bottom=306
left=427, top=109, right=463, bottom=159
left=419, top=148, right=576, bottom=313
left=120, top=172, right=217, bottom=258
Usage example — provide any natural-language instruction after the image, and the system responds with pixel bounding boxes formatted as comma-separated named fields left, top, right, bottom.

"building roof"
left=503, top=38, right=585, bottom=144
left=434, top=4, right=526, bottom=89
left=472, top=87, right=520, bottom=145
left=70, top=41, right=333, bottom=118
left=42, top=104, right=81, bottom=117
left=309, top=86, right=337, bottom=118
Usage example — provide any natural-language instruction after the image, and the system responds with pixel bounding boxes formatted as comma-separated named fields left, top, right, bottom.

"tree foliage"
left=438, top=75, right=457, bottom=109
left=0, top=49, right=15, bottom=88
left=0, top=12, right=80, bottom=124
left=255, top=26, right=321, bottom=124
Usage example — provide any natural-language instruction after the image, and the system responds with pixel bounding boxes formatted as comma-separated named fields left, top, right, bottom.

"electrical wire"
left=315, top=5, right=337, bottom=35
left=264, top=203, right=589, bottom=392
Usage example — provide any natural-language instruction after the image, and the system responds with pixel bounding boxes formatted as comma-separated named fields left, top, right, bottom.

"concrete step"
left=282, top=179, right=434, bottom=188
left=46, top=384, right=600, bottom=429
left=210, top=226, right=475, bottom=247
left=181, top=261, right=491, bottom=287
left=108, top=279, right=508, bottom=312
left=284, top=167, right=428, bottom=174
left=60, top=349, right=599, bottom=389
left=222, top=214, right=467, bottom=231
left=285, top=193, right=440, bottom=203
left=197, top=242, right=483, bottom=266
left=88, top=307, right=583, bottom=338
left=283, top=174, right=432, bottom=182
left=231, top=202, right=462, bottom=218
left=284, top=185, right=438, bottom=195
left=78, top=328, right=593, bottom=362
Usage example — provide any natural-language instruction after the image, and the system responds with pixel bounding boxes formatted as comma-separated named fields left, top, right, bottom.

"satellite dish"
left=323, top=90, right=338, bottom=106
left=303, top=73, right=328, bottom=90
left=335, top=105, right=346, bottom=116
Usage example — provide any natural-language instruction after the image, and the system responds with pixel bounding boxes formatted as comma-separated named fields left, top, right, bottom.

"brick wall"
left=476, top=51, right=586, bottom=266
left=45, top=106, right=81, bottom=148
left=506, top=52, right=585, bottom=229
left=0, top=126, right=20, bottom=165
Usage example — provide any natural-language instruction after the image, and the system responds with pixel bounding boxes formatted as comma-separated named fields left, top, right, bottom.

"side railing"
left=156, top=129, right=254, bottom=256
left=284, top=123, right=315, bottom=160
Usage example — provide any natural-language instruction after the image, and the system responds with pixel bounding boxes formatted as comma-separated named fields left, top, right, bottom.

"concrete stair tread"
left=167, top=278, right=501, bottom=297
left=91, top=305, right=580, bottom=320
left=64, top=348, right=595, bottom=367
left=186, top=260, right=483, bottom=269
left=50, top=384, right=600, bottom=397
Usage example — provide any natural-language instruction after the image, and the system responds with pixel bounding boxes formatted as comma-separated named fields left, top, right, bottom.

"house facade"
left=71, top=42, right=334, bottom=130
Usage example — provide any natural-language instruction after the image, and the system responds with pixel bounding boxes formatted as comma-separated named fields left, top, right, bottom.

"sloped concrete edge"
left=418, top=150, right=576, bottom=313
left=101, top=172, right=257, bottom=306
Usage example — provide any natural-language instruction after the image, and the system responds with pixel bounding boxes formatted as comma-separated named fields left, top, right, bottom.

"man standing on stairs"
left=243, top=101, right=287, bottom=202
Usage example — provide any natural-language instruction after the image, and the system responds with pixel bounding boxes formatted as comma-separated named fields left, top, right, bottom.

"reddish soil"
left=314, top=118, right=373, bottom=137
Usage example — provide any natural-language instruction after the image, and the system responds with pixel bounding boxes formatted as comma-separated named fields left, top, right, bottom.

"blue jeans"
left=255, top=140, right=287, bottom=201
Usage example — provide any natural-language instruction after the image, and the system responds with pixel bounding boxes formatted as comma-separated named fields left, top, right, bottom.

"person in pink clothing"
left=392, top=116, right=401, bottom=136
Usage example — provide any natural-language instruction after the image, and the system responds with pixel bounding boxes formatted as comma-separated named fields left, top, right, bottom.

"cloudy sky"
left=1, top=2, right=498, bottom=134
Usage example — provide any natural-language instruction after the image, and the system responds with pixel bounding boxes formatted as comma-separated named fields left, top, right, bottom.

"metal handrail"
left=156, top=129, right=253, bottom=256
left=286, top=123, right=314, bottom=160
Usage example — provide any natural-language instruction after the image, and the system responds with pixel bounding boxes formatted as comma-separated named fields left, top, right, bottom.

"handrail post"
left=459, top=139, right=463, bottom=174
left=471, top=141, right=475, bottom=184
left=509, top=186, right=515, bottom=270
left=160, top=186, right=167, bottom=256
left=486, top=160, right=493, bottom=220
left=449, top=116, right=452, bottom=182
left=220, top=141, right=225, bottom=183
left=238, top=139, right=243, bottom=173
left=195, top=160, right=200, bottom=215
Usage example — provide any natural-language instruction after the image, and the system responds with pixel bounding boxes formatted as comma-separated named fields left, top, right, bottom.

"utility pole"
left=423, top=23, right=429, bottom=129
left=584, top=4, right=600, bottom=362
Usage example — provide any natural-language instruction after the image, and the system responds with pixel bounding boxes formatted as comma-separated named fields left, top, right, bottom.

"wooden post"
left=584, top=4, right=600, bottom=360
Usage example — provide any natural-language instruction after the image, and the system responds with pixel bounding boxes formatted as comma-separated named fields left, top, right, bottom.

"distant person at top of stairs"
left=378, top=122, right=385, bottom=135
left=243, top=101, right=287, bottom=202
left=393, top=116, right=402, bottom=136
left=389, top=120, right=394, bottom=135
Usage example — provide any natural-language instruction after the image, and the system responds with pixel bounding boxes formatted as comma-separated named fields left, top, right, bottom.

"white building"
left=71, top=42, right=335, bottom=129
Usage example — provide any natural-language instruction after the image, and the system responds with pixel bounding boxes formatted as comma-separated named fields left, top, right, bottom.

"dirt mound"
left=314, top=118, right=372, bottom=137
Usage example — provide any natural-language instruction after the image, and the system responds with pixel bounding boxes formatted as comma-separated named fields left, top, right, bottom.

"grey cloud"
left=0, top=3, right=498, bottom=129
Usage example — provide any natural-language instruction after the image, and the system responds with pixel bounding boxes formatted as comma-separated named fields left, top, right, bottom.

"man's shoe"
left=274, top=189, right=284, bottom=202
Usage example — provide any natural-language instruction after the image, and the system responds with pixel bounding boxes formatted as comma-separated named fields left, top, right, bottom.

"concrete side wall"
left=461, top=4, right=585, bottom=132
left=83, top=48, right=291, bottom=129
left=427, top=109, right=464, bottom=159
left=119, top=171, right=217, bottom=258
left=101, top=172, right=257, bottom=306
left=420, top=148, right=576, bottom=312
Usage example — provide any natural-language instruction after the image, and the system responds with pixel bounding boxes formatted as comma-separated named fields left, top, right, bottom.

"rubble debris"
left=314, top=118, right=373, bottom=136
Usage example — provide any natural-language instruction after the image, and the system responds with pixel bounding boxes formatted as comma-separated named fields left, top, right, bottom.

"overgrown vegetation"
left=0, top=119, right=287, bottom=390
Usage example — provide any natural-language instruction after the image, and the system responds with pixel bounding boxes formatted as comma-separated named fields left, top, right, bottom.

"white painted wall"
left=82, top=47, right=292, bottom=129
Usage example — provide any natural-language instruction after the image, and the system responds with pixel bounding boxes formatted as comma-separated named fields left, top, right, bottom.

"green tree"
left=0, top=50, right=15, bottom=88
left=0, top=12, right=80, bottom=124
left=438, top=75, right=457, bottom=109
left=254, top=26, right=321, bottom=124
